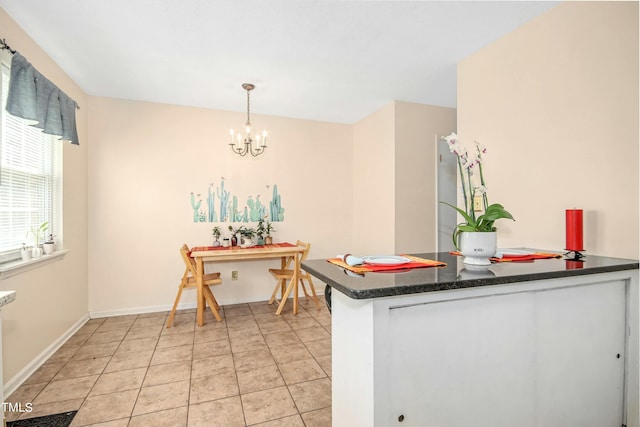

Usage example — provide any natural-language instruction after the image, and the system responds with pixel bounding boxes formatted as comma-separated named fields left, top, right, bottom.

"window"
left=0, top=53, right=61, bottom=263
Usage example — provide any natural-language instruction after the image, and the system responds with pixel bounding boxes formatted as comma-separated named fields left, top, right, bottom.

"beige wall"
left=87, top=97, right=353, bottom=314
left=88, top=97, right=454, bottom=315
left=352, top=101, right=456, bottom=255
left=458, top=1, right=639, bottom=258
left=0, top=9, right=89, bottom=384
left=394, top=101, right=456, bottom=253
left=352, top=103, right=396, bottom=254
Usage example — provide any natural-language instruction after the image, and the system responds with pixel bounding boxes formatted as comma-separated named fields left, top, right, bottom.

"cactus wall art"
left=207, top=184, right=217, bottom=222
left=190, top=178, right=285, bottom=223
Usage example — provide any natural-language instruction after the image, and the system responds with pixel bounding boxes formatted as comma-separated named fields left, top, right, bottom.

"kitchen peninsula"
left=303, top=251, right=639, bottom=427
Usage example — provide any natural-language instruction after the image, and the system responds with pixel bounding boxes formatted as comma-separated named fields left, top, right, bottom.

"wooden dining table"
left=189, top=243, right=306, bottom=326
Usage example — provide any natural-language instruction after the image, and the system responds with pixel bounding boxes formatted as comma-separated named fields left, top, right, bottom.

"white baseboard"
left=89, top=303, right=182, bottom=318
left=4, top=313, right=90, bottom=398
left=89, top=292, right=325, bottom=318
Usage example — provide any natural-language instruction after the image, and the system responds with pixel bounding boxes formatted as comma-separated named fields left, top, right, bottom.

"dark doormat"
left=7, top=411, right=77, bottom=427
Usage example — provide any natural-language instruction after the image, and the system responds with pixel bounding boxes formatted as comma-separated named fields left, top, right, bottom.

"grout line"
left=128, top=312, right=164, bottom=424
left=224, top=307, right=249, bottom=427
left=84, top=314, right=140, bottom=424
left=184, top=318, right=195, bottom=427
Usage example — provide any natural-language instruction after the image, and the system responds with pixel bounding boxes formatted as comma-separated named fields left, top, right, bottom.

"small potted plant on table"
left=212, top=226, right=222, bottom=247
left=228, top=225, right=240, bottom=246
left=240, top=227, right=256, bottom=247
left=256, top=218, right=266, bottom=245
left=264, top=220, right=275, bottom=245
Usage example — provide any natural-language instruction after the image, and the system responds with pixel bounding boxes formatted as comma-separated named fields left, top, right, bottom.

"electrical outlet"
left=473, top=196, right=483, bottom=212
left=231, top=271, right=238, bottom=280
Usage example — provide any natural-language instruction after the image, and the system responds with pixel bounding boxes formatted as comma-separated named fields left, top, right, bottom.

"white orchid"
left=445, top=132, right=462, bottom=155
left=439, top=132, right=514, bottom=247
left=443, top=132, right=458, bottom=144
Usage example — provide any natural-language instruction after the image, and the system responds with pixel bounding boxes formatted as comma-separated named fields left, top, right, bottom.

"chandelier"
left=229, top=83, right=268, bottom=157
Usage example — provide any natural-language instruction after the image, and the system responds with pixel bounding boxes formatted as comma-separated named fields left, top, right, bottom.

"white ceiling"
left=0, top=1, right=558, bottom=124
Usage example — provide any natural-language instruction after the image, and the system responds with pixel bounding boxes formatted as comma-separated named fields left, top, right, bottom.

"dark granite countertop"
left=302, top=250, right=639, bottom=300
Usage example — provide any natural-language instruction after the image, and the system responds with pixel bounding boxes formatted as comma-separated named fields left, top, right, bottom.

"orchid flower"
left=443, top=132, right=458, bottom=144
left=445, top=133, right=461, bottom=155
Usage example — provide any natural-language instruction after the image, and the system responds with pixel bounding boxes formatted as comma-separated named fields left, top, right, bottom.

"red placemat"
left=190, top=242, right=295, bottom=255
left=449, top=251, right=562, bottom=262
left=328, top=255, right=446, bottom=273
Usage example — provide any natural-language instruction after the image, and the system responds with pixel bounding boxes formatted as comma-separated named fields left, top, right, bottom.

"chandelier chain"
left=246, top=87, right=251, bottom=126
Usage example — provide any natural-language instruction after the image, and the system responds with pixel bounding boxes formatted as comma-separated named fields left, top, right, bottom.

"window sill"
left=0, top=250, right=68, bottom=280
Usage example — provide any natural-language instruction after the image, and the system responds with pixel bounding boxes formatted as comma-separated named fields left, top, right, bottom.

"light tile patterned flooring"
left=5, top=298, right=332, bottom=426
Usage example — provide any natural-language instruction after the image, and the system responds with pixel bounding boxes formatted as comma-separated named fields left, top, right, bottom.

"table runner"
left=328, top=254, right=446, bottom=273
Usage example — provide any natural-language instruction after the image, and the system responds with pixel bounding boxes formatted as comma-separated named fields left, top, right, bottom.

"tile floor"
left=5, top=298, right=332, bottom=426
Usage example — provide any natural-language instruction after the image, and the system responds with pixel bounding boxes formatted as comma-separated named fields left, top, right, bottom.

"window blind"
left=0, top=59, right=59, bottom=260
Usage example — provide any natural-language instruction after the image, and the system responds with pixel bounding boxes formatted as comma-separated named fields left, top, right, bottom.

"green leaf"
left=480, top=204, right=514, bottom=222
left=440, top=202, right=476, bottom=228
left=475, top=204, right=514, bottom=231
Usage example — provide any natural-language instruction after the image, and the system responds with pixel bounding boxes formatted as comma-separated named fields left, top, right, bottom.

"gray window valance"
left=6, top=52, right=79, bottom=145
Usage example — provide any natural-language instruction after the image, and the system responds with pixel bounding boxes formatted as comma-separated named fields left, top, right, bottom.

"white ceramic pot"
left=459, top=231, right=497, bottom=266
left=20, top=249, right=32, bottom=261
left=241, top=238, right=255, bottom=248
left=31, top=246, right=43, bottom=258
left=43, top=242, right=55, bottom=255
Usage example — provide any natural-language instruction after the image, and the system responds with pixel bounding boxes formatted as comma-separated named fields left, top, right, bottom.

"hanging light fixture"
left=229, top=83, right=268, bottom=157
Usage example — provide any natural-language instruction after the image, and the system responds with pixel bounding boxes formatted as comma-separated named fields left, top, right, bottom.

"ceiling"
left=0, top=1, right=558, bottom=124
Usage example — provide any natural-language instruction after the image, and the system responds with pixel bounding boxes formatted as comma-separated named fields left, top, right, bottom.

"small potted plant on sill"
left=29, top=221, right=49, bottom=258
left=20, top=243, right=32, bottom=261
left=264, top=220, right=275, bottom=245
left=212, top=226, right=222, bottom=247
left=43, top=233, right=55, bottom=255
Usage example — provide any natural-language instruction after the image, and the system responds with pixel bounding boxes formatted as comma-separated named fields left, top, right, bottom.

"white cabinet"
left=388, top=280, right=626, bottom=427
left=331, top=272, right=638, bottom=427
